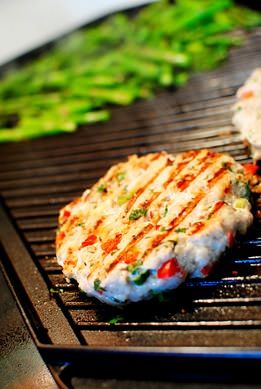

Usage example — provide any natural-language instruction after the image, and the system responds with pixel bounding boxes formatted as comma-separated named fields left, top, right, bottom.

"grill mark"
left=189, top=221, right=205, bottom=235
left=125, top=154, right=172, bottom=212
left=151, top=192, right=205, bottom=248
left=163, top=161, right=190, bottom=189
left=175, top=157, right=215, bottom=191
left=140, top=191, right=160, bottom=209
left=101, top=233, right=122, bottom=254
left=207, top=167, right=227, bottom=186
left=72, top=154, right=167, bottom=258
left=106, top=223, right=153, bottom=272
left=165, top=150, right=216, bottom=191
left=209, top=200, right=226, bottom=216
left=106, top=191, right=205, bottom=274
left=84, top=155, right=168, bottom=241
left=126, top=188, right=143, bottom=212
left=93, top=217, right=104, bottom=233
left=126, top=150, right=202, bottom=212
left=163, top=150, right=198, bottom=189
left=74, top=154, right=172, bottom=278
left=189, top=200, right=226, bottom=235
left=103, top=152, right=205, bottom=273
left=75, top=153, right=228, bottom=279
left=144, top=164, right=229, bottom=257
left=105, top=151, right=222, bottom=274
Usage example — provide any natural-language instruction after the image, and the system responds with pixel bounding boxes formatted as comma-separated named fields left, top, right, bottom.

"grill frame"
left=0, top=21, right=261, bottom=382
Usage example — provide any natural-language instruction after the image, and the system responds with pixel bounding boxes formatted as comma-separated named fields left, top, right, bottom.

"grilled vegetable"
left=0, top=0, right=260, bottom=142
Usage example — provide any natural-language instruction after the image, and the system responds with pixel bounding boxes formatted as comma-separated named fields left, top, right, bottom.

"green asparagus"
left=0, top=0, right=260, bottom=142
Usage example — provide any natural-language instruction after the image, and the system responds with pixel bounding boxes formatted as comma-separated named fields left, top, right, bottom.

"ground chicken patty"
left=232, top=68, right=261, bottom=161
left=56, top=149, right=253, bottom=305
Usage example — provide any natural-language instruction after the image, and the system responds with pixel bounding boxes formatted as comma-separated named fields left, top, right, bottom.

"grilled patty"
left=56, top=149, right=253, bottom=304
left=232, top=68, right=261, bottom=161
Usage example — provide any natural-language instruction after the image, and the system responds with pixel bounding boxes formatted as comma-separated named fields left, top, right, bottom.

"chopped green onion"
left=116, top=171, right=126, bottom=182
left=174, top=228, right=187, bottom=233
left=132, top=269, right=151, bottom=285
left=97, top=184, right=107, bottom=193
left=94, top=278, right=104, bottom=292
left=233, top=198, right=249, bottom=209
left=163, top=204, right=169, bottom=217
left=127, top=259, right=143, bottom=273
left=129, top=208, right=147, bottom=220
left=118, top=190, right=134, bottom=205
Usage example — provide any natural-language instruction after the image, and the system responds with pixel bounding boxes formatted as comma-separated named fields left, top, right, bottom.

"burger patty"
left=232, top=68, right=261, bottom=161
left=56, top=149, right=253, bottom=305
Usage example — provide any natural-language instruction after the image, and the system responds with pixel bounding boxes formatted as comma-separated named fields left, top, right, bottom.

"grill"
left=0, top=25, right=261, bottom=385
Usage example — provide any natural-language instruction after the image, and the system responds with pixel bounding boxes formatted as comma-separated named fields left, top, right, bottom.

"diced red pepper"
left=243, top=163, right=259, bottom=176
left=157, top=257, right=181, bottom=279
left=56, top=231, right=65, bottom=246
left=60, top=209, right=71, bottom=224
left=201, top=263, right=213, bottom=277
left=81, top=234, right=97, bottom=248
left=240, top=90, right=254, bottom=99
left=227, top=230, right=234, bottom=248
left=63, top=210, right=71, bottom=219
left=102, top=233, right=122, bottom=254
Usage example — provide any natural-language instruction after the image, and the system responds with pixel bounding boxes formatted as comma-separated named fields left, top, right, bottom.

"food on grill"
left=56, top=149, right=253, bottom=305
left=232, top=68, right=261, bottom=160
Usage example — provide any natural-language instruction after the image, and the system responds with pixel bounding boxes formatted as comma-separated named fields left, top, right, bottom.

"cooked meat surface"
left=56, top=149, right=253, bottom=304
left=232, top=68, right=261, bottom=161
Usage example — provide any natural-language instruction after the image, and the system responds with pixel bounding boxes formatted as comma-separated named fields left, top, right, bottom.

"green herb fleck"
left=160, top=226, right=171, bottom=232
left=222, top=161, right=233, bottom=172
left=132, top=269, right=151, bottom=286
left=110, top=250, right=118, bottom=256
left=116, top=171, right=126, bottom=182
left=77, top=222, right=84, bottom=227
left=97, top=184, right=107, bottom=193
left=175, top=228, right=187, bottom=233
left=94, top=278, right=104, bottom=292
left=244, top=182, right=251, bottom=200
left=127, top=259, right=143, bottom=273
left=163, top=204, right=168, bottom=217
left=109, top=315, right=124, bottom=325
left=129, top=208, right=147, bottom=221
left=50, top=287, right=64, bottom=294
left=118, top=190, right=134, bottom=205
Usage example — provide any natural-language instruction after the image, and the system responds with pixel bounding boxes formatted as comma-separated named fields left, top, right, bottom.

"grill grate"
left=0, top=28, right=261, bottom=358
